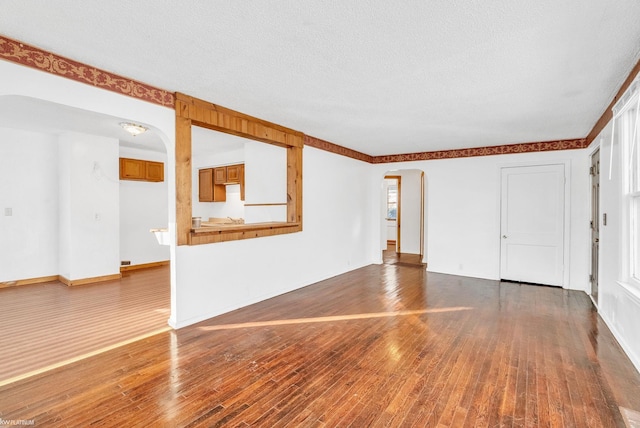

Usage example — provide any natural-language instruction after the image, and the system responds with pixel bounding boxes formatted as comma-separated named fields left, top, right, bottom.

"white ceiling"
left=1, top=1, right=640, bottom=156
left=0, top=95, right=166, bottom=152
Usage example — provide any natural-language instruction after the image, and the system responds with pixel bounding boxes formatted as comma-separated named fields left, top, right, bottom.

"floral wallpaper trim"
left=304, top=135, right=374, bottom=163
left=371, top=138, right=589, bottom=164
left=0, top=35, right=174, bottom=107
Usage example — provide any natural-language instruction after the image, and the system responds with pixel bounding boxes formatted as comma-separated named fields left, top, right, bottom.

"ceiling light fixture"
left=119, top=122, right=148, bottom=136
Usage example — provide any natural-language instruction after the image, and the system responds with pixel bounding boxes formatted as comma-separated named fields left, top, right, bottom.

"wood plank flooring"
left=0, top=266, right=170, bottom=385
left=1, top=261, right=640, bottom=427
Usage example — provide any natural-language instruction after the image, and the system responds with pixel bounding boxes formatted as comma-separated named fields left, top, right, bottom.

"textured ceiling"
left=1, top=1, right=639, bottom=156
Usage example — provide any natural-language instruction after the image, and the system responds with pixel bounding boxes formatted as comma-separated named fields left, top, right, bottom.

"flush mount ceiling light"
left=119, top=122, right=148, bottom=136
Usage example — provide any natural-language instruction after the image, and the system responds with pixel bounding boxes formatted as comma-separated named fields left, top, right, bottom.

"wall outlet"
left=121, top=260, right=131, bottom=266
left=4, top=207, right=12, bottom=216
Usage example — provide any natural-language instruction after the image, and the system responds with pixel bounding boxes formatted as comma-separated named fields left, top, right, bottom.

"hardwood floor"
left=383, top=243, right=424, bottom=267
left=1, top=263, right=639, bottom=427
left=0, top=266, right=170, bottom=385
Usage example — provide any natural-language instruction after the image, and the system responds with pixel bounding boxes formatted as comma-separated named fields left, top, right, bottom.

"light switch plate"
left=4, top=207, right=12, bottom=216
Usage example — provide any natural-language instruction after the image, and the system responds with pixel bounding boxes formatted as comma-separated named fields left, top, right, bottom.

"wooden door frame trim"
left=420, top=171, right=425, bottom=260
left=385, top=175, right=402, bottom=253
left=590, top=148, right=600, bottom=303
left=175, top=93, right=303, bottom=245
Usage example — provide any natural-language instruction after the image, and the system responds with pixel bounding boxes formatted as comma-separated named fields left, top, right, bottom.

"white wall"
left=119, top=147, right=169, bottom=266
left=593, top=119, right=640, bottom=372
left=172, top=146, right=376, bottom=327
left=0, top=128, right=59, bottom=281
left=244, top=140, right=288, bottom=223
left=58, top=132, right=120, bottom=280
left=374, top=148, right=591, bottom=291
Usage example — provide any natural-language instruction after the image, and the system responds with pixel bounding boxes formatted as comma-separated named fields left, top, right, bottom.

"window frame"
left=386, top=182, right=398, bottom=220
left=175, top=93, right=303, bottom=246
left=614, top=77, right=640, bottom=288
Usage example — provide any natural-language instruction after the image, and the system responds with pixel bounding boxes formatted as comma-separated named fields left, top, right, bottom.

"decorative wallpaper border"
left=0, top=35, right=174, bottom=107
left=371, top=138, right=589, bottom=164
left=587, top=57, right=640, bottom=144
left=0, top=34, right=592, bottom=163
left=304, top=135, right=374, bottom=163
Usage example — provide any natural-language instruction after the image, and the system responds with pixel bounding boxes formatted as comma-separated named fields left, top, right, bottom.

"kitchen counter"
left=188, top=221, right=302, bottom=245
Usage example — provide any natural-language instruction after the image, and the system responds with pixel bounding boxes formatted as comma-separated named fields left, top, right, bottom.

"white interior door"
left=500, top=164, right=565, bottom=286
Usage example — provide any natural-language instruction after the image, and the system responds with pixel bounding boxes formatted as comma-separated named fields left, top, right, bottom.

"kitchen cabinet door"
left=120, top=158, right=145, bottom=180
left=145, top=161, right=164, bottom=182
left=226, top=164, right=241, bottom=183
left=199, top=168, right=214, bottom=202
left=214, top=167, right=227, bottom=184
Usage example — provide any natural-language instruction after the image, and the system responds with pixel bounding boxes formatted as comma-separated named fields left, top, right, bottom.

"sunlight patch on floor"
left=198, top=307, right=473, bottom=332
left=0, top=326, right=171, bottom=388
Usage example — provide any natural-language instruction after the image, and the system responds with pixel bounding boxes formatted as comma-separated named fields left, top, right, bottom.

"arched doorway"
left=0, top=95, right=172, bottom=384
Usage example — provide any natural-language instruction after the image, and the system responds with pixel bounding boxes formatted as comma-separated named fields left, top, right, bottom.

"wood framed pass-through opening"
left=175, top=92, right=303, bottom=245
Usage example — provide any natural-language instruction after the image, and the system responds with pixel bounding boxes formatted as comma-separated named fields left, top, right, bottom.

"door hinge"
left=589, top=166, right=595, bottom=176
left=589, top=274, right=594, bottom=283
left=590, top=220, right=594, bottom=229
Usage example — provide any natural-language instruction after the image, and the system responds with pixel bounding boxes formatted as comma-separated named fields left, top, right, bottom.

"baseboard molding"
left=1, top=268, right=154, bottom=289
left=0, top=275, right=59, bottom=289
left=598, top=309, right=640, bottom=376
left=120, top=260, right=169, bottom=272
left=58, top=273, right=122, bottom=287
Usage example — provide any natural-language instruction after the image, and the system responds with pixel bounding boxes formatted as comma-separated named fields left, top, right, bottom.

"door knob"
left=502, top=235, right=507, bottom=239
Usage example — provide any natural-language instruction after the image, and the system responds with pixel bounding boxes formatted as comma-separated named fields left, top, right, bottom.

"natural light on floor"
left=197, top=307, right=474, bottom=332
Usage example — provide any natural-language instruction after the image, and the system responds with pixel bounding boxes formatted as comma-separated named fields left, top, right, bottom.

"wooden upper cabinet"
left=226, top=164, right=241, bottom=183
left=213, top=164, right=243, bottom=184
left=120, top=158, right=164, bottom=182
left=199, top=163, right=244, bottom=203
left=120, top=158, right=145, bottom=180
left=213, top=167, right=227, bottom=184
left=199, top=168, right=214, bottom=202
left=145, top=161, right=164, bottom=182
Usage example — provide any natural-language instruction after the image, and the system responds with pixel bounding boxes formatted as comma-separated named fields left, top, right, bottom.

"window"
left=625, top=98, right=640, bottom=283
left=387, top=183, right=398, bottom=220
left=614, top=77, right=640, bottom=286
left=385, top=176, right=401, bottom=221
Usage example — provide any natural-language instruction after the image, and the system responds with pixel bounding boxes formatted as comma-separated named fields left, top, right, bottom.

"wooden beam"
left=175, top=115, right=192, bottom=246
left=175, top=93, right=304, bottom=245
left=175, top=93, right=304, bottom=148
left=287, top=145, right=303, bottom=224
